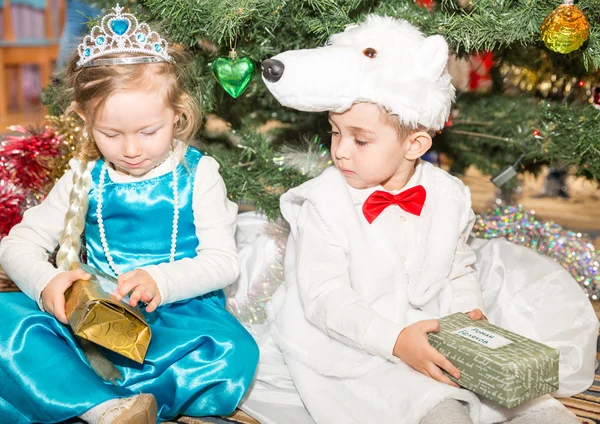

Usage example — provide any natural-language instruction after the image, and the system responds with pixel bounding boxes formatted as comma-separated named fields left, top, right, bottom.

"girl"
left=0, top=5, right=258, bottom=424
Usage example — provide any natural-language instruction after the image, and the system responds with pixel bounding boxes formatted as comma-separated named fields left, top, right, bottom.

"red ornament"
left=415, top=0, right=434, bottom=10
left=469, top=52, right=494, bottom=91
left=532, top=129, right=540, bottom=137
left=578, top=80, right=585, bottom=87
left=593, top=87, right=600, bottom=110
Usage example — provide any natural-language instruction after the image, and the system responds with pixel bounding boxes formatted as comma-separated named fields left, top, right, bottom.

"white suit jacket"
left=269, top=161, right=484, bottom=377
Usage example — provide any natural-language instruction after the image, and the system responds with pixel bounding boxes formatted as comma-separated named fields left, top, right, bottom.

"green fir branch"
left=43, top=0, right=600, bottom=192
left=440, top=93, right=600, bottom=180
left=201, top=131, right=310, bottom=220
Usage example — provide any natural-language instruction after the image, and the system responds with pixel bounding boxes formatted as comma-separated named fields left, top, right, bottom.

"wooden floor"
left=462, top=167, right=600, bottom=240
left=3, top=108, right=599, bottom=246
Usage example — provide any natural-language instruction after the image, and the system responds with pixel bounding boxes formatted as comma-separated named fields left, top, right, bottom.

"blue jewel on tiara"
left=110, top=18, right=130, bottom=36
left=76, top=4, right=172, bottom=68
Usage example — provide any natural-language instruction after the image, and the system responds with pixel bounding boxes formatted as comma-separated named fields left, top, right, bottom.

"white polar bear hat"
left=261, top=15, right=455, bottom=131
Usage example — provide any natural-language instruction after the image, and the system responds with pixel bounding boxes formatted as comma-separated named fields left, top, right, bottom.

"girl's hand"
left=42, top=269, right=91, bottom=324
left=116, top=269, right=162, bottom=312
left=466, top=309, right=487, bottom=321
left=392, top=319, right=460, bottom=388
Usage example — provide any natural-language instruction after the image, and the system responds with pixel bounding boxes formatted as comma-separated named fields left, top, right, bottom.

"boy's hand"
left=393, top=319, right=460, bottom=388
left=466, top=309, right=487, bottom=321
left=42, top=269, right=91, bottom=324
left=116, top=269, right=162, bottom=312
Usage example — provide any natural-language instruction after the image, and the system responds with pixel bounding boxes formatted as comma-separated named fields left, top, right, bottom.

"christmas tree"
left=2, top=0, right=598, bottom=297
left=40, top=0, right=600, bottom=217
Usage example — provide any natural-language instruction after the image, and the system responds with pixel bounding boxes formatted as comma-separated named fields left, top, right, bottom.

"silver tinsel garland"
left=472, top=204, right=599, bottom=300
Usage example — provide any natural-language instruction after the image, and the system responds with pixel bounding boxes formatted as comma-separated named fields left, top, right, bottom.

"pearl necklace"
left=96, top=154, right=179, bottom=276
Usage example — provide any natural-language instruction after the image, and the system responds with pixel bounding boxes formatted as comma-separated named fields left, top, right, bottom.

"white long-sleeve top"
left=269, top=160, right=484, bottom=378
left=0, top=142, right=239, bottom=308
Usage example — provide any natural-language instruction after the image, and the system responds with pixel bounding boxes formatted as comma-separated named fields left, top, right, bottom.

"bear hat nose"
left=261, top=59, right=285, bottom=83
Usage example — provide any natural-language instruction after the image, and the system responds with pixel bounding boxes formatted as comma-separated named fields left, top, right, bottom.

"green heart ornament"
left=212, top=56, right=255, bottom=98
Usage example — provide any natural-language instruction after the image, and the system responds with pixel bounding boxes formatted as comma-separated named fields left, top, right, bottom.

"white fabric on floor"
left=232, top=212, right=598, bottom=423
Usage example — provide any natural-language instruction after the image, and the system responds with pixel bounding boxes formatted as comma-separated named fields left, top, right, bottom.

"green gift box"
left=428, top=312, right=559, bottom=408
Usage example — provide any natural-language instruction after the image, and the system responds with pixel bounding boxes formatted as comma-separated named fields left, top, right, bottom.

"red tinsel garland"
left=0, top=125, right=62, bottom=190
left=0, top=125, right=65, bottom=238
left=0, top=183, right=26, bottom=238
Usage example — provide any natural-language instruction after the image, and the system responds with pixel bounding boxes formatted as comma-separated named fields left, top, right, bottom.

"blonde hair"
left=56, top=47, right=201, bottom=271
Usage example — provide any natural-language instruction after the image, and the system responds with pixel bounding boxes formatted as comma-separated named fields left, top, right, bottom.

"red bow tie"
left=362, top=185, right=426, bottom=224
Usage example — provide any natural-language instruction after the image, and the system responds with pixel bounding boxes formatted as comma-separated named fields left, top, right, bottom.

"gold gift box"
left=65, top=262, right=152, bottom=363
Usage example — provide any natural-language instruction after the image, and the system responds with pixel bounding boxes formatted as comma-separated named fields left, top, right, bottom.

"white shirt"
left=0, top=142, right=239, bottom=308
left=347, top=162, right=423, bottom=272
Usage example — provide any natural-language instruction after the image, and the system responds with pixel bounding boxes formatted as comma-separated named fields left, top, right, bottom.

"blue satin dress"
left=0, top=147, right=259, bottom=423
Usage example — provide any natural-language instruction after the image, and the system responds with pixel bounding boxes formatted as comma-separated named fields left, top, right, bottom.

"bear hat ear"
left=418, top=35, right=449, bottom=79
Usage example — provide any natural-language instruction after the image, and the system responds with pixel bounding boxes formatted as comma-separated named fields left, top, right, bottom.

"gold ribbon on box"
left=65, top=263, right=151, bottom=363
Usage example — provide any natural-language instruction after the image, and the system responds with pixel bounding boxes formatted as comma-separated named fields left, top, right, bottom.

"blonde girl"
left=0, top=5, right=258, bottom=423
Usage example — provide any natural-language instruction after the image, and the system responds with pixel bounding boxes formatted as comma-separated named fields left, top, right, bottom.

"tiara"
left=76, top=4, right=172, bottom=69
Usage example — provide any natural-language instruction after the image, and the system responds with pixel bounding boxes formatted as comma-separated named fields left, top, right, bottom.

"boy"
left=259, top=15, right=579, bottom=424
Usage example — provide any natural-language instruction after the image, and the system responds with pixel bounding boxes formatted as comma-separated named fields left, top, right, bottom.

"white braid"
left=56, top=161, right=96, bottom=271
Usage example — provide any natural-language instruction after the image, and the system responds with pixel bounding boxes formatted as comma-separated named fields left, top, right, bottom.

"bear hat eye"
left=363, top=47, right=377, bottom=58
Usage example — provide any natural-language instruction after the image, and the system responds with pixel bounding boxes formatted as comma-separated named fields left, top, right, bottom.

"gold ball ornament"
left=541, top=0, right=590, bottom=54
